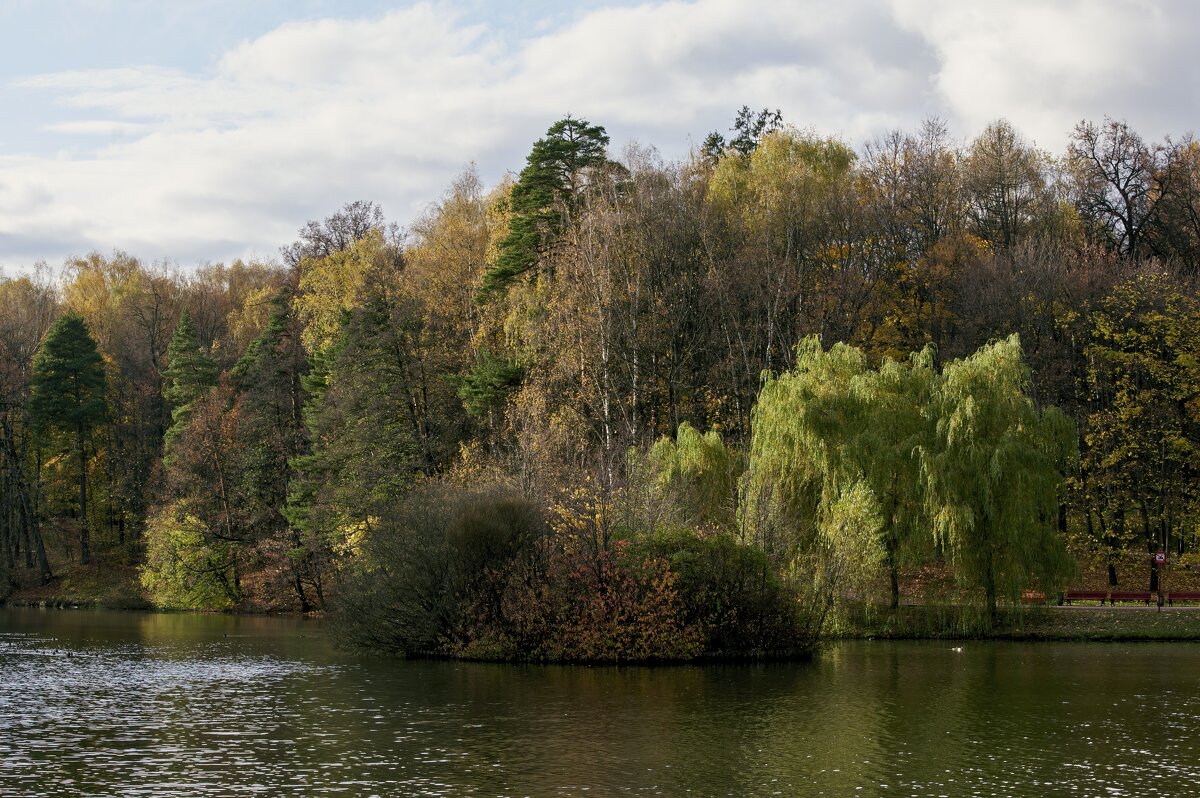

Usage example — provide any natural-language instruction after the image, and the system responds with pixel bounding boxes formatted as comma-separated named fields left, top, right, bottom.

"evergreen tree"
left=231, top=291, right=314, bottom=609
left=162, top=309, right=218, bottom=455
left=28, top=313, right=107, bottom=565
left=478, top=116, right=612, bottom=299
left=286, top=271, right=464, bottom=578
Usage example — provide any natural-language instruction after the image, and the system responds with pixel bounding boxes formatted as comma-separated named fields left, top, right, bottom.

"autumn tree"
left=281, top=199, right=397, bottom=271
left=1068, top=118, right=1169, bottom=258
left=1082, top=272, right=1200, bottom=590
left=963, top=120, right=1058, bottom=249
left=1148, top=137, right=1200, bottom=270
left=0, top=274, right=58, bottom=585
left=703, top=129, right=859, bottom=435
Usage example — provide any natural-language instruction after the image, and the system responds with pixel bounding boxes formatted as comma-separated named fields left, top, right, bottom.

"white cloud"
left=1, top=0, right=1196, bottom=271
left=887, top=0, right=1197, bottom=147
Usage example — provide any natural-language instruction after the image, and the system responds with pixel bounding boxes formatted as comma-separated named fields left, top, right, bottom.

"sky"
left=1, top=0, right=1196, bottom=273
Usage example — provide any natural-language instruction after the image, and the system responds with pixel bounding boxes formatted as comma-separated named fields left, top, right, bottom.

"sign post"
left=1156, top=552, right=1167, bottom=610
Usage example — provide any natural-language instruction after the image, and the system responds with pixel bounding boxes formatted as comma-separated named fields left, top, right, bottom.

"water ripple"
left=4, top=610, right=1200, bottom=796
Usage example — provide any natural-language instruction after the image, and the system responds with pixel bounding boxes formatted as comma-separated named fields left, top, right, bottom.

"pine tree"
left=478, top=116, right=612, bottom=299
left=28, top=313, right=107, bottom=565
left=162, top=309, right=218, bottom=456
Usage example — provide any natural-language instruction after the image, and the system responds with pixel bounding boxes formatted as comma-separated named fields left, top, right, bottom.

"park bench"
left=1167, top=591, right=1200, bottom=606
left=1020, top=591, right=1046, bottom=604
left=1108, top=591, right=1153, bottom=605
left=1063, top=590, right=1109, bottom=605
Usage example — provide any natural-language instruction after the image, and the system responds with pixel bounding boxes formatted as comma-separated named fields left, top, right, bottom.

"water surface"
left=2, top=607, right=1198, bottom=796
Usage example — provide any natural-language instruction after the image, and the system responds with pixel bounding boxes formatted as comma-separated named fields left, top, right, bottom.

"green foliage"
left=19, top=115, right=1200, bottom=650
left=286, top=266, right=468, bottom=568
left=162, top=309, right=217, bottom=454
left=332, top=484, right=547, bottom=656
left=1080, top=272, right=1200, bottom=577
left=744, top=336, right=867, bottom=560
left=920, top=334, right=1077, bottom=618
left=747, top=334, right=1074, bottom=620
left=458, top=349, right=523, bottom=417
left=479, top=116, right=612, bottom=299
left=28, top=312, right=107, bottom=564
left=28, top=313, right=107, bottom=438
left=141, top=501, right=238, bottom=609
left=627, top=422, right=741, bottom=531
left=839, top=348, right=938, bottom=606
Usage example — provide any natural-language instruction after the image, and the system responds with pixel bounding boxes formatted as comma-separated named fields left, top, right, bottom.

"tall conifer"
left=29, top=313, right=106, bottom=565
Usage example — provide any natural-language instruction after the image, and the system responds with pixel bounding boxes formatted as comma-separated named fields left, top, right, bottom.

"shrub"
left=332, top=483, right=547, bottom=657
left=629, top=527, right=810, bottom=655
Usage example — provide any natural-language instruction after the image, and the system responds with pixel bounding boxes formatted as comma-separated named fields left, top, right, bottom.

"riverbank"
left=836, top=603, right=1200, bottom=642
left=3, top=550, right=301, bottom=613
left=3, top=558, right=153, bottom=611
left=13, top=556, right=1200, bottom=645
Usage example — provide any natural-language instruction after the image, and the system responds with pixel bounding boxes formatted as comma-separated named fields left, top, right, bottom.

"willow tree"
left=841, top=348, right=937, bottom=608
left=745, top=337, right=934, bottom=608
left=743, top=337, right=869, bottom=576
left=627, top=422, right=741, bottom=533
left=921, top=334, right=1076, bottom=619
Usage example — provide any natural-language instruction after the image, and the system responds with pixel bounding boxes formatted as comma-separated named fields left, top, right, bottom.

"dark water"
left=2, top=608, right=1199, bottom=797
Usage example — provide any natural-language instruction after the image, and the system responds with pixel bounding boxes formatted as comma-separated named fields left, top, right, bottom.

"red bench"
left=1063, top=590, right=1109, bottom=605
left=1167, top=591, right=1200, bottom=605
left=1108, top=591, right=1153, bottom=605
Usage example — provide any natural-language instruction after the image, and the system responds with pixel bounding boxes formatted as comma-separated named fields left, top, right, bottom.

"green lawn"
left=834, top=603, right=1200, bottom=641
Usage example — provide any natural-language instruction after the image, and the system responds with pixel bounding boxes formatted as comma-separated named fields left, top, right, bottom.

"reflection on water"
left=2, top=607, right=1200, bottom=796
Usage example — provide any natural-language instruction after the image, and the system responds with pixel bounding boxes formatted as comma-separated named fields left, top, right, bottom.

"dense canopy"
left=3, top=112, right=1199, bottom=655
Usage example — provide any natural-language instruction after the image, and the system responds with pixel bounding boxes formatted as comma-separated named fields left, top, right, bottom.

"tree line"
left=2, top=110, right=1198, bottom=657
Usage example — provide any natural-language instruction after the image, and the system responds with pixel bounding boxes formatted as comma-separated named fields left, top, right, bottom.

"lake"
left=2, top=607, right=1198, bottom=796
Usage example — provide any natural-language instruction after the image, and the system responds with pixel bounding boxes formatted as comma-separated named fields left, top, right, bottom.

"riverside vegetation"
left=2, top=110, right=1200, bottom=660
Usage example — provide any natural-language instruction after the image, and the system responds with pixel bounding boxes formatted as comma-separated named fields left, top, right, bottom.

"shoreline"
left=835, top=604, right=1200, bottom=642
left=10, top=599, right=1200, bottom=647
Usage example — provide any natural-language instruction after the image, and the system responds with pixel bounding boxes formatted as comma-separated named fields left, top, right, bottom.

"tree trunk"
left=885, top=537, right=900, bottom=610
left=25, top=501, right=52, bottom=584
left=77, top=426, right=90, bottom=565
left=1140, top=499, right=1157, bottom=593
left=983, top=546, right=998, bottom=623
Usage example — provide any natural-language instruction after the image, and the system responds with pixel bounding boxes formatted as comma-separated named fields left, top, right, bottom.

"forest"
left=2, top=109, right=1199, bottom=661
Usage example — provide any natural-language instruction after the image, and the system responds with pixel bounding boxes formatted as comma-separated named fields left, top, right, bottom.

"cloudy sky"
left=0, top=0, right=1195, bottom=273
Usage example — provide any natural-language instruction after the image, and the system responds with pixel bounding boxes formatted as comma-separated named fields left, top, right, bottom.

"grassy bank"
left=834, top=602, right=1200, bottom=642
left=3, top=557, right=154, bottom=611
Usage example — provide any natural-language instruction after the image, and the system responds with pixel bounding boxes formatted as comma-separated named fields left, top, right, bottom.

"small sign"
left=1155, top=552, right=1167, bottom=564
